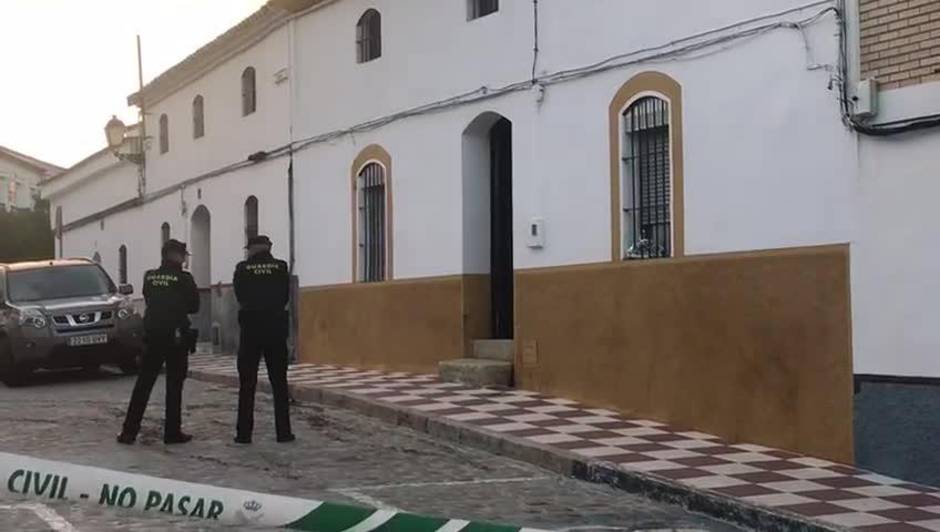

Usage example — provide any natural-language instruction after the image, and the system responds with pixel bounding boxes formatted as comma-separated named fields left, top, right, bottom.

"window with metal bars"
left=159, top=114, right=169, bottom=154
left=468, top=0, right=499, bottom=20
left=621, top=96, right=671, bottom=260
left=357, top=163, right=386, bottom=282
left=118, top=245, right=128, bottom=284
left=356, top=9, right=382, bottom=63
left=242, top=67, right=256, bottom=116
left=244, top=196, right=259, bottom=244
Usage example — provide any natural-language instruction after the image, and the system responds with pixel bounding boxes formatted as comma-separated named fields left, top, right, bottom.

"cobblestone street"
left=0, top=368, right=744, bottom=531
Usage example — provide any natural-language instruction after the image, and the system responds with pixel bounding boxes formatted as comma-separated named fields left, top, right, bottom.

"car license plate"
left=68, top=334, right=108, bottom=347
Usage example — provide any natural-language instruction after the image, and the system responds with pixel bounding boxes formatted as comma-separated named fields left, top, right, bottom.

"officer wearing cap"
left=233, top=235, right=294, bottom=443
left=118, top=239, right=199, bottom=445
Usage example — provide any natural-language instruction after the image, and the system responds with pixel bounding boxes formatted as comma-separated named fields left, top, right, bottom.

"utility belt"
left=144, top=327, right=199, bottom=354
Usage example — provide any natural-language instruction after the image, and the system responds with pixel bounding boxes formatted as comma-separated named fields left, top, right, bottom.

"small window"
left=193, top=95, right=205, bottom=138
left=241, top=67, right=256, bottom=116
left=118, top=245, right=128, bottom=284
left=357, top=163, right=387, bottom=282
left=468, top=0, right=499, bottom=20
left=622, top=96, right=672, bottom=260
left=244, top=195, right=259, bottom=244
left=160, top=222, right=171, bottom=245
left=356, top=9, right=382, bottom=63
left=92, top=252, right=101, bottom=264
left=159, top=114, right=169, bottom=154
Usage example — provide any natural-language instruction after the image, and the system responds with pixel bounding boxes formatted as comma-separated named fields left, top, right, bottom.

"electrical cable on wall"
left=70, top=0, right=893, bottom=231
left=833, top=0, right=940, bottom=136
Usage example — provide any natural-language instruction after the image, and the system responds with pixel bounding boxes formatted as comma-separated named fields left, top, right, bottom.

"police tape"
left=0, top=451, right=545, bottom=531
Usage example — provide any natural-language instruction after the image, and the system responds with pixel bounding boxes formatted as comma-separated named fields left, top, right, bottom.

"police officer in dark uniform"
left=117, top=239, right=199, bottom=445
left=233, top=235, right=295, bottom=444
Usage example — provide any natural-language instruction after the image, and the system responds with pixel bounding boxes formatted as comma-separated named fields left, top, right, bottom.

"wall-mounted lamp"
left=104, top=115, right=145, bottom=165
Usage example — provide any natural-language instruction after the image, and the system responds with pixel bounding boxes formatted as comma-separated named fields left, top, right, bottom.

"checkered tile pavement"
left=190, top=355, right=940, bottom=531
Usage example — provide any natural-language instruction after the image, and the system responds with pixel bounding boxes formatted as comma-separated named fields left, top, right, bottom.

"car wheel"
left=2, top=366, right=32, bottom=388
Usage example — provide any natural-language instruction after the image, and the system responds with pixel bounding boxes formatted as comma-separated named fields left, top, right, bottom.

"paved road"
left=0, top=368, right=745, bottom=531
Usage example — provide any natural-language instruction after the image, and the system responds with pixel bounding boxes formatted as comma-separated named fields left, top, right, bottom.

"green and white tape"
left=0, top=452, right=544, bottom=531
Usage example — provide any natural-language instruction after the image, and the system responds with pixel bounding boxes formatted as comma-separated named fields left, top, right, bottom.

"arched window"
left=244, top=195, right=259, bottom=244
left=241, top=67, right=256, bottom=116
left=357, top=162, right=387, bottom=282
left=468, top=0, right=499, bottom=20
left=161, top=222, right=171, bottom=245
left=622, top=96, right=671, bottom=259
left=609, top=72, right=684, bottom=261
left=192, top=95, right=205, bottom=138
left=356, top=9, right=382, bottom=63
left=159, top=114, right=169, bottom=154
left=118, top=245, right=128, bottom=284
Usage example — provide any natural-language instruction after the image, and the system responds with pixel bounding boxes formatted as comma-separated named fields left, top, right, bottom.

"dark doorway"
left=489, top=118, right=513, bottom=339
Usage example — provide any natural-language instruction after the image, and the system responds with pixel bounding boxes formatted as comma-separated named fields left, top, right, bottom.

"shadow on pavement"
left=3, top=367, right=130, bottom=389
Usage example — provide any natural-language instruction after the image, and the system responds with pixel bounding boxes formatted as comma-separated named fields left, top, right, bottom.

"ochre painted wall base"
left=297, top=275, right=490, bottom=375
left=515, top=245, right=854, bottom=464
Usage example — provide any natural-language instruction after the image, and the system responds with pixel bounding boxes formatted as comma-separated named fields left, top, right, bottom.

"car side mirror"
left=118, top=284, right=134, bottom=296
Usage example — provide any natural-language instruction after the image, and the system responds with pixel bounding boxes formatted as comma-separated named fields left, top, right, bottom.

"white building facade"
left=44, top=0, right=940, bottom=484
left=0, top=146, right=61, bottom=212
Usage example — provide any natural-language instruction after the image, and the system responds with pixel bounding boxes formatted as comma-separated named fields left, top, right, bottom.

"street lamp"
left=104, top=115, right=127, bottom=151
left=104, top=115, right=144, bottom=165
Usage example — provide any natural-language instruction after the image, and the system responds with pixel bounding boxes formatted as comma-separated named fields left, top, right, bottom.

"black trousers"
left=122, top=332, right=187, bottom=438
left=236, top=312, right=292, bottom=439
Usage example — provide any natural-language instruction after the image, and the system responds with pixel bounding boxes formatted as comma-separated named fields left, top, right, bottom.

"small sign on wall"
left=522, top=340, right=539, bottom=367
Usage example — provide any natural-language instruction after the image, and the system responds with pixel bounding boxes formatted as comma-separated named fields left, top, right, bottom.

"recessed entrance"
left=463, top=113, right=514, bottom=340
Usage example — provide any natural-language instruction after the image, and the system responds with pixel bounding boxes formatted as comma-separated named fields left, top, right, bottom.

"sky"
left=0, top=0, right=267, bottom=168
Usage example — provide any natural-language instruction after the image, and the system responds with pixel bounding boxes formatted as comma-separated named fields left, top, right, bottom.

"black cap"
left=162, top=239, right=189, bottom=256
left=245, top=235, right=273, bottom=248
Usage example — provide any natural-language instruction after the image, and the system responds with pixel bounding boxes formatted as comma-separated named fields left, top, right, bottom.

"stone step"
left=439, top=358, right=512, bottom=388
left=195, top=341, right=218, bottom=355
left=472, top=339, right=515, bottom=362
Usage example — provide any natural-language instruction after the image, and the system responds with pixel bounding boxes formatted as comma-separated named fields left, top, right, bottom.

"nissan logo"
left=77, top=313, right=91, bottom=323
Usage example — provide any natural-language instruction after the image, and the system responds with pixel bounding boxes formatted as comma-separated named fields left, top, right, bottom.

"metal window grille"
left=159, top=114, right=169, bottom=154
left=244, top=196, right=259, bottom=243
left=358, top=163, right=386, bottom=282
left=160, top=223, right=170, bottom=245
left=469, top=0, right=499, bottom=19
left=356, top=10, right=382, bottom=63
left=622, top=96, right=671, bottom=260
left=193, top=95, right=205, bottom=138
left=242, top=67, right=256, bottom=116
left=118, top=245, right=128, bottom=284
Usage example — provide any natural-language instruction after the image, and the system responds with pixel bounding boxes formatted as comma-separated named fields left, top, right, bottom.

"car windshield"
left=6, top=265, right=116, bottom=303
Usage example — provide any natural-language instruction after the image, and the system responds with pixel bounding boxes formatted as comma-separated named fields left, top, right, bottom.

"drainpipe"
left=136, top=35, right=147, bottom=198
left=531, top=0, right=540, bottom=83
left=287, top=18, right=300, bottom=364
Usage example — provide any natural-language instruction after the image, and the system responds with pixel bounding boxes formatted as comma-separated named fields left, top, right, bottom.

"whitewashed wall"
left=291, top=0, right=855, bottom=283
left=853, top=108, right=940, bottom=378
left=0, top=156, right=44, bottom=211
left=43, top=153, right=138, bottom=225
left=144, top=26, right=290, bottom=195
left=56, top=157, right=289, bottom=290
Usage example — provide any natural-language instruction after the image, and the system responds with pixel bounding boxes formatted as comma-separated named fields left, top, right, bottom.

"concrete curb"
left=189, top=368, right=848, bottom=532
